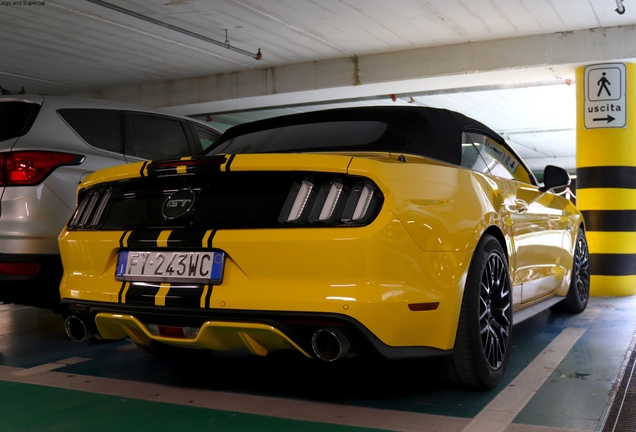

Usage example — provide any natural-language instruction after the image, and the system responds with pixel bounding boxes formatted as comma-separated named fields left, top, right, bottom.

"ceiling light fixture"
left=85, top=0, right=262, bottom=60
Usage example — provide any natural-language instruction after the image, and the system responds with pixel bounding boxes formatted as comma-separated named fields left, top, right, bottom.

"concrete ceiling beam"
left=74, top=24, right=636, bottom=116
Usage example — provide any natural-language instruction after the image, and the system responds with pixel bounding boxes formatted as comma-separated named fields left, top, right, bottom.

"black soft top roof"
left=206, top=106, right=504, bottom=166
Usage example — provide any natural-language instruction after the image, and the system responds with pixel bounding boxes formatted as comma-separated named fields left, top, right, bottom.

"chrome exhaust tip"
left=64, top=314, right=94, bottom=343
left=311, top=329, right=350, bottom=361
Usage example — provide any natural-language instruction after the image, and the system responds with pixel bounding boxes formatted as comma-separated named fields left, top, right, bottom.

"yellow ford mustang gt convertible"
left=58, top=106, right=589, bottom=389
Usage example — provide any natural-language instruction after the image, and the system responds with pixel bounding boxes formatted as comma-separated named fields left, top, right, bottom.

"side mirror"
left=540, top=165, right=570, bottom=192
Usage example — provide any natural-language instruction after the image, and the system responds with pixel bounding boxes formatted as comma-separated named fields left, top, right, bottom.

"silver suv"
left=0, top=95, right=220, bottom=309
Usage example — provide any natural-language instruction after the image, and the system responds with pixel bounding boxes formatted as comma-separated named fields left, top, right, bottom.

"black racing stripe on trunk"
left=204, top=285, right=213, bottom=308
left=590, top=253, right=636, bottom=276
left=166, top=230, right=208, bottom=249
left=207, top=230, right=216, bottom=249
left=119, top=231, right=129, bottom=249
left=577, top=166, right=636, bottom=189
left=117, top=281, right=127, bottom=303
left=125, top=283, right=161, bottom=306
left=200, top=156, right=226, bottom=172
left=225, top=154, right=236, bottom=172
left=581, top=210, right=636, bottom=232
left=139, top=161, right=149, bottom=178
left=126, top=231, right=162, bottom=249
left=164, top=285, right=206, bottom=308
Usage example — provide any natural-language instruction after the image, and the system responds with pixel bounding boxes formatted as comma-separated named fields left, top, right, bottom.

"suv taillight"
left=0, top=151, right=83, bottom=186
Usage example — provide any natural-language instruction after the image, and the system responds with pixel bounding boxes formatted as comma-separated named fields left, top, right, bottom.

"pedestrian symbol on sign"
left=588, top=66, right=622, bottom=102
left=597, top=73, right=611, bottom=97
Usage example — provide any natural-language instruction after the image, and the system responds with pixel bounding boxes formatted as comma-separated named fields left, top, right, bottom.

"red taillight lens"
left=145, top=324, right=199, bottom=339
left=0, top=151, right=81, bottom=186
left=0, top=262, right=41, bottom=275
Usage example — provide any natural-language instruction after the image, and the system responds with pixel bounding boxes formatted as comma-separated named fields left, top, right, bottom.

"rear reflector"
left=158, top=326, right=185, bottom=338
left=145, top=324, right=199, bottom=339
left=0, top=262, right=41, bottom=276
left=408, top=302, right=440, bottom=312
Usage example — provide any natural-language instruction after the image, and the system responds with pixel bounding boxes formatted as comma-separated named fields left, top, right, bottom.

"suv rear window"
left=58, top=109, right=122, bottom=153
left=0, top=102, right=40, bottom=142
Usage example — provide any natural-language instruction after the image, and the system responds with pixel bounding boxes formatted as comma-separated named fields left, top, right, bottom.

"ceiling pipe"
left=501, top=127, right=574, bottom=135
left=616, top=0, right=626, bottom=14
left=85, top=0, right=262, bottom=60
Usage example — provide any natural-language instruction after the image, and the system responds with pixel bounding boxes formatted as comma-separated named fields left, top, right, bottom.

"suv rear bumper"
left=0, top=252, right=62, bottom=310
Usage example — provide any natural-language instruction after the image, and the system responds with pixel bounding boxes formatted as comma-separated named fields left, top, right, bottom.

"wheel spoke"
left=479, top=309, right=489, bottom=322
left=481, top=322, right=506, bottom=368
left=478, top=251, right=512, bottom=370
left=573, top=235, right=591, bottom=304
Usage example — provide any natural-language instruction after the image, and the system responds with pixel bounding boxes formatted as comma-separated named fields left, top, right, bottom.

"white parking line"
left=11, top=357, right=91, bottom=377
left=462, top=327, right=586, bottom=432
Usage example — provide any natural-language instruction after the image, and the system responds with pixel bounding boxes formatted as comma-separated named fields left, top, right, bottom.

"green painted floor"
left=0, top=296, right=634, bottom=431
left=0, top=380, right=385, bottom=432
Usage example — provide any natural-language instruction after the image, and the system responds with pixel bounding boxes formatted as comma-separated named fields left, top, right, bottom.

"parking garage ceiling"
left=2, top=0, right=636, bottom=169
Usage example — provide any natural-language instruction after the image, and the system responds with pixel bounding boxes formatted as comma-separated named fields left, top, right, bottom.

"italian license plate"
left=115, top=251, right=225, bottom=284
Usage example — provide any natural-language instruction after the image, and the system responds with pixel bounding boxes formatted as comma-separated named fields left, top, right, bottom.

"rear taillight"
left=0, top=151, right=83, bottom=186
left=278, top=177, right=383, bottom=226
left=68, top=188, right=112, bottom=229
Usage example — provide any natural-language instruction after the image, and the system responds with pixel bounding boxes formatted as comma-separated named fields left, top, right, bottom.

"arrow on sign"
left=593, top=115, right=616, bottom=123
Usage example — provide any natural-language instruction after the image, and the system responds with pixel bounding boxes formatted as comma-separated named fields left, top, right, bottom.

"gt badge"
left=162, top=188, right=197, bottom=220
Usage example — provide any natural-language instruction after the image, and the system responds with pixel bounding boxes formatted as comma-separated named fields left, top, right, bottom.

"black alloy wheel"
left=445, top=234, right=513, bottom=389
left=479, top=251, right=512, bottom=370
left=555, top=228, right=590, bottom=313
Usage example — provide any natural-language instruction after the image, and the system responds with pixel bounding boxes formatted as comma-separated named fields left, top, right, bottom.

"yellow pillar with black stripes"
left=576, top=62, right=636, bottom=296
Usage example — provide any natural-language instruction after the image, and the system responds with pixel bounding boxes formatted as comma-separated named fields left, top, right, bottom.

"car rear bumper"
left=60, top=299, right=450, bottom=360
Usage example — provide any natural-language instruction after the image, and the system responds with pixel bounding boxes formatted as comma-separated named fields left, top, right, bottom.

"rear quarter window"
left=125, top=113, right=191, bottom=159
left=58, top=109, right=122, bottom=153
left=190, top=122, right=221, bottom=153
left=462, top=131, right=532, bottom=184
left=0, top=101, right=40, bottom=142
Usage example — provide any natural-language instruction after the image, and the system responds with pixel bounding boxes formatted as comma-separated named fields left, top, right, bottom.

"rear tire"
left=554, top=228, right=590, bottom=313
left=445, top=234, right=512, bottom=389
